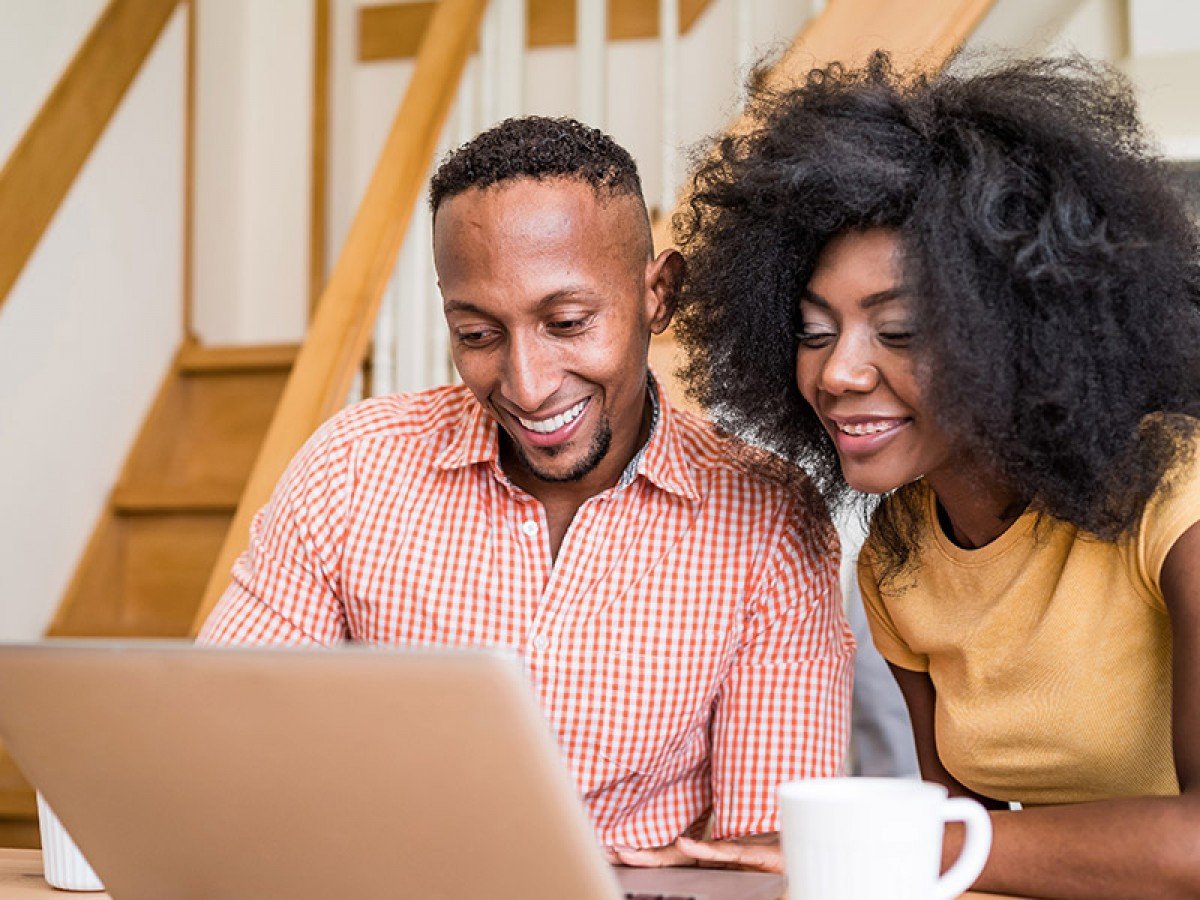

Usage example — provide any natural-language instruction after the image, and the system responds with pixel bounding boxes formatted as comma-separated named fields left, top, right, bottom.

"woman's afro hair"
left=674, top=52, right=1200, bottom=572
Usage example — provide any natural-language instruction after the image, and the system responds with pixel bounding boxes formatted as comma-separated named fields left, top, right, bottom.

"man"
left=200, top=117, right=853, bottom=860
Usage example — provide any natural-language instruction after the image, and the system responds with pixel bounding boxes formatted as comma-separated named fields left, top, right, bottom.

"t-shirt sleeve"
left=857, top=548, right=928, bottom=673
left=1139, top=438, right=1200, bottom=602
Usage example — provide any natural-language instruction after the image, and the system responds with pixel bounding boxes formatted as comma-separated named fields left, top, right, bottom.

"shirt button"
left=532, top=635, right=549, bottom=651
left=521, top=520, right=539, bottom=537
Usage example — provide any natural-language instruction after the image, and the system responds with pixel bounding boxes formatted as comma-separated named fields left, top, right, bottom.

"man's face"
left=433, top=178, right=677, bottom=493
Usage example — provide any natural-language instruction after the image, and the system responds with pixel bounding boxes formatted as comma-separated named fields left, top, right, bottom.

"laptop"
left=0, top=642, right=786, bottom=900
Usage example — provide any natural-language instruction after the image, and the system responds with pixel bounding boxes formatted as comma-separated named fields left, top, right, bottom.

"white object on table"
left=779, top=777, right=992, bottom=900
left=36, top=793, right=104, bottom=892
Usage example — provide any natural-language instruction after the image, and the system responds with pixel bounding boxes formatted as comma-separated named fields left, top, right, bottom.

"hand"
left=608, top=843, right=698, bottom=867
left=673, top=833, right=784, bottom=873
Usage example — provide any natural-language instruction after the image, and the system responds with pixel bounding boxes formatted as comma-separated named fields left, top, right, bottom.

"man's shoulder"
left=668, top=403, right=828, bottom=520
left=312, top=384, right=478, bottom=456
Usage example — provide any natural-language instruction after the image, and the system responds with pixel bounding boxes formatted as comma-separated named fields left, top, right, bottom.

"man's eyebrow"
left=801, top=288, right=908, bottom=310
left=442, top=299, right=489, bottom=316
left=442, top=289, right=600, bottom=317
left=534, top=288, right=599, bottom=311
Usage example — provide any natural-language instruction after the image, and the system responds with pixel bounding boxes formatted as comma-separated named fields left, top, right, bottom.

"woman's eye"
left=878, top=330, right=914, bottom=348
left=796, top=327, right=836, bottom=348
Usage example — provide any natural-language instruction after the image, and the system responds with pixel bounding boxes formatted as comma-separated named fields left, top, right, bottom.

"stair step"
left=112, top=482, right=241, bottom=514
left=177, top=342, right=299, bottom=375
left=49, top=513, right=232, bottom=638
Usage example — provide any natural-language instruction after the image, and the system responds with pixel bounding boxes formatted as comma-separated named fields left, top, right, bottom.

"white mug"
left=36, top=792, right=104, bottom=892
left=779, top=777, right=992, bottom=900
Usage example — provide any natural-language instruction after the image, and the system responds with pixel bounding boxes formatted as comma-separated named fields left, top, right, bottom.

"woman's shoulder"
left=1133, top=414, right=1200, bottom=592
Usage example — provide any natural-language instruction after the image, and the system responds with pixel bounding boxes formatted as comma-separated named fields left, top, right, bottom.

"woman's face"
left=796, top=229, right=955, bottom=495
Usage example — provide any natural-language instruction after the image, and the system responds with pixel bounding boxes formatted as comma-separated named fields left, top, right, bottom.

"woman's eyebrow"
left=800, top=288, right=907, bottom=310
left=862, top=288, right=908, bottom=309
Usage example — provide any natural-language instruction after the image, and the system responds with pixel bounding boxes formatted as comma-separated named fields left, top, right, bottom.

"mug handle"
left=934, top=797, right=993, bottom=900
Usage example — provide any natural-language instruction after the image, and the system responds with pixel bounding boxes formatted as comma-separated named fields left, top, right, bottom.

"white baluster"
left=577, top=0, right=606, bottom=127
left=496, top=0, right=525, bottom=120
left=659, top=0, right=680, bottom=217
left=456, top=56, right=477, bottom=148
left=735, top=0, right=755, bottom=86
left=479, top=0, right=501, bottom=127
left=372, top=266, right=398, bottom=397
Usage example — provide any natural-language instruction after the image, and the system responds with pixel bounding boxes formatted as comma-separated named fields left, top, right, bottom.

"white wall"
left=0, top=0, right=108, bottom=162
left=1120, top=0, right=1200, bottom=160
left=0, top=6, right=186, bottom=639
left=966, top=0, right=1200, bottom=163
left=192, top=0, right=314, bottom=345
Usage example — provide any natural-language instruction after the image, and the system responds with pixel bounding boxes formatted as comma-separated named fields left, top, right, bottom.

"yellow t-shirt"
left=859, top=442, right=1200, bottom=806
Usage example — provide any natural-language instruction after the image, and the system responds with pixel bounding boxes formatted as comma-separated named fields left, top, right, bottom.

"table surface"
left=0, top=848, right=1018, bottom=898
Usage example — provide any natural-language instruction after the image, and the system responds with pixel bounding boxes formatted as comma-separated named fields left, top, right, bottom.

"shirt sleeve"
left=709, top=500, right=854, bottom=839
left=197, top=418, right=353, bottom=647
left=1139, top=437, right=1200, bottom=603
left=857, top=546, right=928, bottom=673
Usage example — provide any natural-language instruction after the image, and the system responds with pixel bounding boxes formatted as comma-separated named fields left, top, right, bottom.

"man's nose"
left=819, top=333, right=880, bottom=395
left=503, top=333, right=561, bottom=412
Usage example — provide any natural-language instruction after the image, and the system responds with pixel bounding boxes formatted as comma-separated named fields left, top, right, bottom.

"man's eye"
left=456, top=329, right=497, bottom=346
left=548, top=317, right=589, bottom=334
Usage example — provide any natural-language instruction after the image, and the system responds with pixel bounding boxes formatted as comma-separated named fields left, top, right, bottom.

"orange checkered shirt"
left=199, top=380, right=854, bottom=847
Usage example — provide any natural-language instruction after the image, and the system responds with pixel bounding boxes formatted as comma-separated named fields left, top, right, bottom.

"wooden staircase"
left=0, top=342, right=297, bottom=847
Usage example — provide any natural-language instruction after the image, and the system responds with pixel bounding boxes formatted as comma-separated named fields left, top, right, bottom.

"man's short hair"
left=429, top=116, right=644, bottom=213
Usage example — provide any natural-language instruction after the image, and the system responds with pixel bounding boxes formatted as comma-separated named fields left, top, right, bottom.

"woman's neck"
left=924, top=465, right=1027, bottom=550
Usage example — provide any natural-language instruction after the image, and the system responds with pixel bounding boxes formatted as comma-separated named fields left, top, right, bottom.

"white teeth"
left=838, top=420, right=902, bottom=436
left=517, top=400, right=587, bottom=434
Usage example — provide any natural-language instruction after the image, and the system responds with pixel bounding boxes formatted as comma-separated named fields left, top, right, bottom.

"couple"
left=202, top=54, right=1200, bottom=899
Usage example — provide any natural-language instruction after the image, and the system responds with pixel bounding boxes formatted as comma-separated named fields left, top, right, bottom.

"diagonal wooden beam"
left=0, top=0, right=181, bottom=312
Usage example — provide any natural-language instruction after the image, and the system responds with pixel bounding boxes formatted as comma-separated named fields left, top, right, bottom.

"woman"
left=668, top=54, right=1200, bottom=898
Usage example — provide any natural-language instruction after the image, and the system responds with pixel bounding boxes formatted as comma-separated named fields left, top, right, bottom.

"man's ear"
left=644, top=249, right=684, bottom=335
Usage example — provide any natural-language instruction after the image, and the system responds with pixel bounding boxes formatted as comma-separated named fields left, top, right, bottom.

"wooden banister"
left=0, top=0, right=181, bottom=311
left=648, top=0, right=996, bottom=405
left=190, top=0, right=489, bottom=634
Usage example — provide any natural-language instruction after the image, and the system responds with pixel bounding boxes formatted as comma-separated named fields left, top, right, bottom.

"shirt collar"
left=433, top=373, right=700, bottom=502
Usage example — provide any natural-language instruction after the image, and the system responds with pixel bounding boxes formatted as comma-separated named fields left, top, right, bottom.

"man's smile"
left=515, top=398, right=589, bottom=435
left=506, top=397, right=593, bottom=449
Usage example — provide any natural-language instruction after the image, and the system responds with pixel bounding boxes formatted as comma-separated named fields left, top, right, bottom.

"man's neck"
left=503, top=392, right=655, bottom=510
left=501, top=389, right=656, bottom=560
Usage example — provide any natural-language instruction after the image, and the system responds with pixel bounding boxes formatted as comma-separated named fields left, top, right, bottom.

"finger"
left=675, top=837, right=784, bottom=874
left=674, top=837, right=743, bottom=864
left=611, top=844, right=696, bottom=868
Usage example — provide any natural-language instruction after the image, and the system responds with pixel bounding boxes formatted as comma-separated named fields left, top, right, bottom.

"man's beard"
left=509, top=417, right=613, bottom=483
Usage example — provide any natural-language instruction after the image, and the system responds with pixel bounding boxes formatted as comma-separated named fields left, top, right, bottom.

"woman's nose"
left=819, top=333, right=880, bottom=395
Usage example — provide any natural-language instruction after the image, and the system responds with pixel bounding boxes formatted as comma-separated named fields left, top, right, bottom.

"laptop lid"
left=0, top=641, right=623, bottom=900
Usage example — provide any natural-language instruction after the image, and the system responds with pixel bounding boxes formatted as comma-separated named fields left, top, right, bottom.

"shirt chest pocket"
left=542, top=635, right=728, bottom=776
